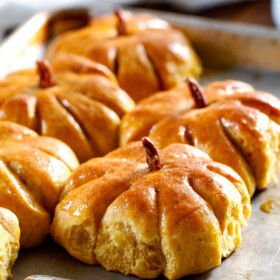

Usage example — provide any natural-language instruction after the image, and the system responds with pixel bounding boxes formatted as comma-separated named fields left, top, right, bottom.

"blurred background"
left=0, top=0, right=278, bottom=42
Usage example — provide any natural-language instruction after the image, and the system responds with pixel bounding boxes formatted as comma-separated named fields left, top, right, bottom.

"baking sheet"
left=0, top=6, right=279, bottom=280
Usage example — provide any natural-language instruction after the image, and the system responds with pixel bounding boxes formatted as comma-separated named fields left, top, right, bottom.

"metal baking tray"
left=0, top=5, right=279, bottom=280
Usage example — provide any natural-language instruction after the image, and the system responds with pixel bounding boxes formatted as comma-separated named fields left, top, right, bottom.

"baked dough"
left=0, top=53, right=134, bottom=162
left=0, top=207, right=20, bottom=280
left=46, top=10, right=202, bottom=101
left=0, top=121, right=79, bottom=248
left=51, top=139, right=250, bottom=279
left=148, top=80, right=280, bottom=197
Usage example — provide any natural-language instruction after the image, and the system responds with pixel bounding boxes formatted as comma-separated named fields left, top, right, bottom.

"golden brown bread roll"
left=51, top=138, right=250, bottom=279
left=120, top=80, right=255, bottom=146
left=46, top=10, right=202, bottom=102
left=0, top=207, right=20, bottom=280
left=0, top=121, right=79, bottom=248
left=0, top=53, right=134, bottom=162
left=148, top=79, right=280, bottom=197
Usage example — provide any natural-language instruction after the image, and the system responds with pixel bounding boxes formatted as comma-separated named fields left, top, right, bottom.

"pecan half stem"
left=36, top=60, right=54, bottom=88
left=186, top=78, right=208, bottom=108
left=142, top=137, right=162, bottom=171
left=114, top=7, right=127, bottom=36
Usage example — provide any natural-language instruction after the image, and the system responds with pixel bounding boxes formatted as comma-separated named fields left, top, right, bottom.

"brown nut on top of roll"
left=51, top=138, right=250, bottom=280
left=0, top=121, right=79, bottom=248
left=148, top=79, right=280, bottom=197
left=46, top=9, right=202, bottom=102
left=0, top=207, right=20, bottom=280
left=0, top=53, right=135, bottom=162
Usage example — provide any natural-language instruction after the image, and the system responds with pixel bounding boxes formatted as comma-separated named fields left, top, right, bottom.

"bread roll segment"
left=96, top=183, right=163, bottom=279
left=51, top=141, right=250, bottom=279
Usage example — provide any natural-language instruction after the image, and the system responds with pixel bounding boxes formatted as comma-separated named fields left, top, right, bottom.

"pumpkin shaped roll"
left=0, top=207, right=20, bottom=280
left=46, top=9, right=202, bottom=102
left=0, top=121, right=79, bottom=248
left=149, top=79, right=280, bottom=197
left=51, top=138, right=250, bottom=280
left=0, top=53, right=134, bottom=162
left=120, top=79, right=255, bottom=146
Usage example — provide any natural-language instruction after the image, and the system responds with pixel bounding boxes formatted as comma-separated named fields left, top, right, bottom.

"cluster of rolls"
left=0, top=9, right=279, bottom=280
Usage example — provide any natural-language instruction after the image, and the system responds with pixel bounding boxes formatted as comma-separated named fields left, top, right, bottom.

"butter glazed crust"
left=0, top=121, right=79, bottom=248
left=46, top=11, right=202, bottom=102
left=149, top=99, right=280, bottom=197
left=51, top=141, right=250, bottom=280
left=0, top=207, right=20, bottom=280
left=0, top=53, right=135, bottom=162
